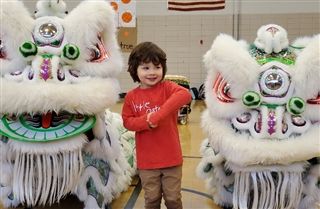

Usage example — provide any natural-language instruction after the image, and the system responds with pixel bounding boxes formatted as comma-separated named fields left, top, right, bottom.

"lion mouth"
left=21, top=111, right=80, bottom=129
left=0, top=111, right=96, bottom=142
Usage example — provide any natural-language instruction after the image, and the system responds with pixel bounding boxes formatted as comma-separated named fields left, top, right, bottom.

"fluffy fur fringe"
left=299, top=164, right=320, bottom=209
left=1, top=78, right=120, bottom=115
left=231, top=164, right=304, bottom=209
left=77, top=114, right=133, bottom=207
left=2, top=136, right=86, bottom=207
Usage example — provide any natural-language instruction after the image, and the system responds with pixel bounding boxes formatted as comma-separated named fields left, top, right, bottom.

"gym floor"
left=1, top=100, right=222, bottom=209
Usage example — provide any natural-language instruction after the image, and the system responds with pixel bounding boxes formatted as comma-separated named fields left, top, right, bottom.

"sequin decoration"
left=57, top=67, right=65, bottom=81
left=292, top=115, right=306, bottom=127
left=10, top=71, right=22, bottom=76
left=236, top=112, right=252, bottom=123
left=28, top=68, right=34, bottom=80
left=40, top=56, right=52, bottom=81
left=249, top=45, right=296, bottom=66
left=282, top=119, right=288, bottom=134
left=254, top=112, right=262, bottom=133
left=267, top=110, right=276, bottom=135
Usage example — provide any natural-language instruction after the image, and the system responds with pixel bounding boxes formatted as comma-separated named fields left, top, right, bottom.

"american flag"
left=168, top=0, right=225, bottom=11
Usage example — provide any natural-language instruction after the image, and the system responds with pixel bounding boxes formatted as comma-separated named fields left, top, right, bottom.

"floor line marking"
left=124, top=178, right=142, bottom=209
left=183, top=155, right=202, bottom=159
left=182, top=187, right=213, bottom=199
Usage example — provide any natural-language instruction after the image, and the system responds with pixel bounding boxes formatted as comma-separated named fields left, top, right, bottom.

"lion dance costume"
left=0, top=0, right=135, bottom=208
left=197, top=24, right=319, bottom=209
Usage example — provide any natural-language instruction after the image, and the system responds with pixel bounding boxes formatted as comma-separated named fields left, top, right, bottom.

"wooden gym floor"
left=1, top=100, right=222, bottom=209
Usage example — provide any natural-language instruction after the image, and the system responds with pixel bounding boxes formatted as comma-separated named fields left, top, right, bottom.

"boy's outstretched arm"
left=148, top=82, right=192, bottom=126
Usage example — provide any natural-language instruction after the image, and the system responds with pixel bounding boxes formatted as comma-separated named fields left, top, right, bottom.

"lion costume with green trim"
left=0, top=0, right=135, bottom=208
left=197, top=24, right=319, bottom=209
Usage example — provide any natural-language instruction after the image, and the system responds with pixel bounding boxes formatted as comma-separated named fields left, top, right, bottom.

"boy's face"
left=137, top=62, right=163, bottom=89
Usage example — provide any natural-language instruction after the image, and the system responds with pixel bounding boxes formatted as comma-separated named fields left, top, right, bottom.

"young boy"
left=122, top=42, right=192, bottom=209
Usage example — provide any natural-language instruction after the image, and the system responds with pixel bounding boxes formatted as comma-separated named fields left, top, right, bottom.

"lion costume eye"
left=0, top=40, right=5, bottom=58
left=212, top=73, right=234, bottom=103
left=88, top=35, right=110, bottom=63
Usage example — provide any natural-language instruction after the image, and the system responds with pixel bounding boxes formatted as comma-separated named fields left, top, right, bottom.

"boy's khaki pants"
left=139, top=165, right=183, bottom=209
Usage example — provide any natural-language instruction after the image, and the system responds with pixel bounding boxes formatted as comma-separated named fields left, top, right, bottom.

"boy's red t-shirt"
left=122, top=81, right=191, bottom=169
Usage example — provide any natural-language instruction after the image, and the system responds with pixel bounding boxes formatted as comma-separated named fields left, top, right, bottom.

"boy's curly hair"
left=127, top=42, right=167, bottom=82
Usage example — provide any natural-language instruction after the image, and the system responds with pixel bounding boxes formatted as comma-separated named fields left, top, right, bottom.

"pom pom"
left=35, top=0, right=68, bottom=18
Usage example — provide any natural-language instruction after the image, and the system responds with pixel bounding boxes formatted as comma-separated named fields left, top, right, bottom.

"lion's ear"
left=203, top=34, right=260, bottom=118
left=35, top=0, right=68, bottom=18
left=204, top=34, right=259, bottom=88
left=203, top=34, right=259, bottom=105
left=293, top=35, right=320, bottom=99
left=292, top=34, right=320, bottom=121
left=63, top=1, right=123, bottom=78
left=0, top=0, right=34, bottom=74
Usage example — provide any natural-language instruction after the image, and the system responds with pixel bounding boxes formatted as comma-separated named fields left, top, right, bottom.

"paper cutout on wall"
left=168, top=0, right=225, bottom=11
left=110, top=0, right=136, bottom=27
left=117, top=27, right=137, bottom=53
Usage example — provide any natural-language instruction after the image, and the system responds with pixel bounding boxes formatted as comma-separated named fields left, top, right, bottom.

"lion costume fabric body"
left=0, top=0, right=135, bottom=208
left=197, top=24, right=320, bottom=209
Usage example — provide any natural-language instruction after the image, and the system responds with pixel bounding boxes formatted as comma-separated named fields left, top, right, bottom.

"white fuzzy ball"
left=35, top=0, right=68, bottom=18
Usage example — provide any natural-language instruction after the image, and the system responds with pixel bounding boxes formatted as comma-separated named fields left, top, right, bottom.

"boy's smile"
left=137, top=62, right=163, bottom=88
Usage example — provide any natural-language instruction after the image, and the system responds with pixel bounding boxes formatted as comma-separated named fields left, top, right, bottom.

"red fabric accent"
left=122, top=81, right=192, bottom=169
left=42, top=112, right=52, bottom=129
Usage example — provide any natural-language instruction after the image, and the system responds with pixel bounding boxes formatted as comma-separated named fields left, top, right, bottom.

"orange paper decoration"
left=121, top=11, right=132, bottom=23
left=110, top=1, right=118, bottom=11
left=124, top=31, right=129, bottom=37
left=111, top=0, right=136, bottom=27
left=121, top=0, right=131, bottom=4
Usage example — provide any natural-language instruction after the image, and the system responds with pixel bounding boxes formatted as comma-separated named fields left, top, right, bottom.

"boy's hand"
left=147, top=112, right=157, bottom=128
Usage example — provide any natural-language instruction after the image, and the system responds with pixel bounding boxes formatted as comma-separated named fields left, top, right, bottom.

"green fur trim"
left=249, top=45, right=296, bottom=66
